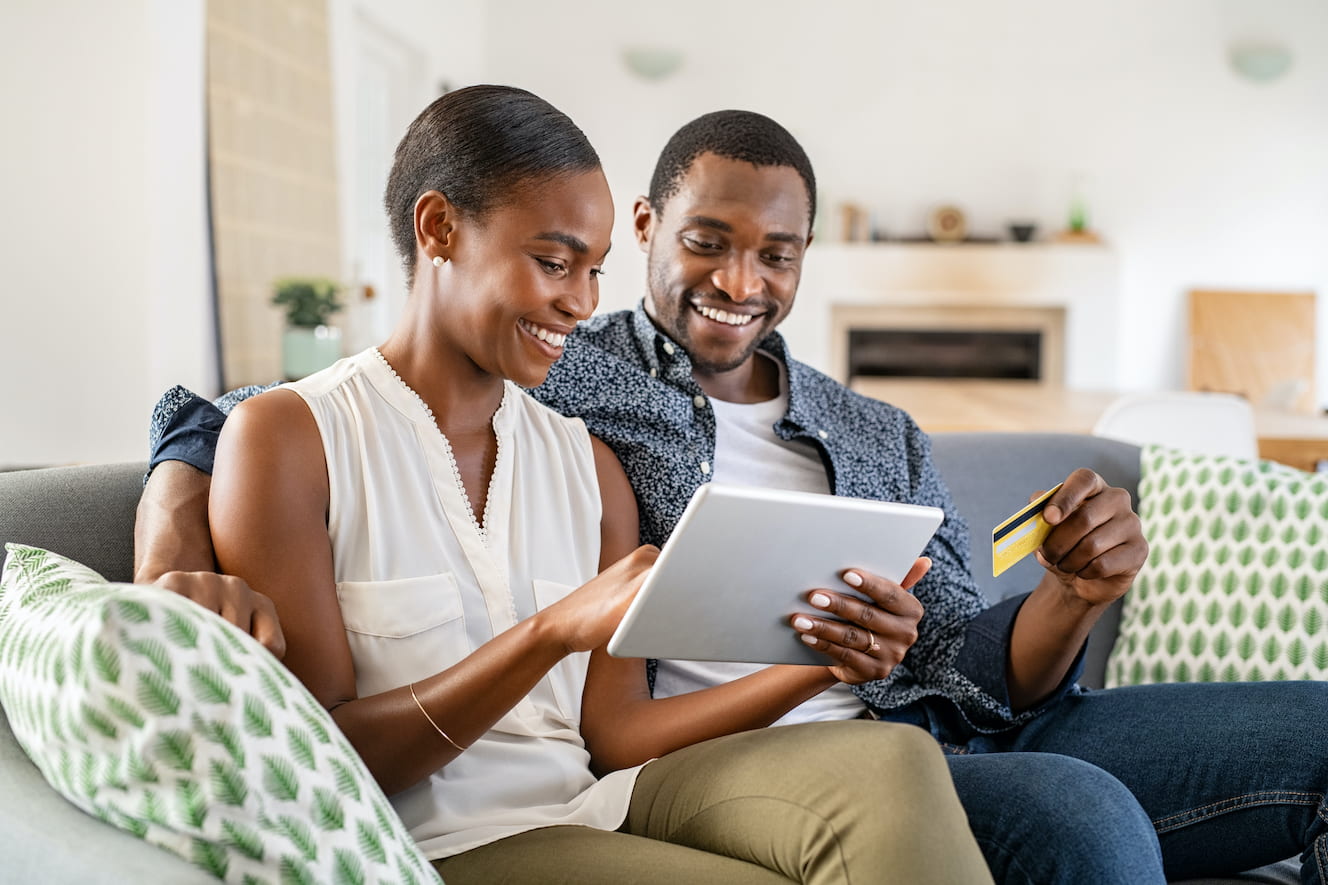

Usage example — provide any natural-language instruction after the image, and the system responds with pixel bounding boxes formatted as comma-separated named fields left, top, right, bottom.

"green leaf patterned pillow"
left=1106, top=447, right=1328, bottom=687
left=0, top=543, right=441, bottom=885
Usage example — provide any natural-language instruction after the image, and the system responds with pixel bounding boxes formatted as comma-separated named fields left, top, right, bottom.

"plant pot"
left=282, top=325, right=342, bottom=380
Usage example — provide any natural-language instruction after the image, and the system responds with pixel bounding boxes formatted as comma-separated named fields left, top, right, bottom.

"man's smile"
left=690, top=300, right=762, bottom=328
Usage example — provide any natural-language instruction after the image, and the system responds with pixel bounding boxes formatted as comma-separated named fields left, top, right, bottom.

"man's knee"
left=951, top=753, right=1164, bottom=884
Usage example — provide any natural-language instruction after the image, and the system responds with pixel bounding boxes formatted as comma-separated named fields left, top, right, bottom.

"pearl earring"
left=432, top=256, right=445, bottom=268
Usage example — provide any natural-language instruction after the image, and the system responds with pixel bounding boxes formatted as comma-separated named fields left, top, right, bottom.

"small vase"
left=282, top=325, right=342, bottom=380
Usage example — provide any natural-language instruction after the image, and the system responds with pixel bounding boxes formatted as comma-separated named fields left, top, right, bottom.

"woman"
left=209, top=85, right=989, bottom=883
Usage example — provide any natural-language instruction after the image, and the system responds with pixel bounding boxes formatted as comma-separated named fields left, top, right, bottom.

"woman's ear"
left=414, top=190, right=456, bottom=263
left=632, top=196, right=655, bottom=252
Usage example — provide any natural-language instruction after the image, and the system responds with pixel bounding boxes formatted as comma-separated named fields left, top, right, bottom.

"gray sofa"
left=0, top=433, right=1297, bottom=883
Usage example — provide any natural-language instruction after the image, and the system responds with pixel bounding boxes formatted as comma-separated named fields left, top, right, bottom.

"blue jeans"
left=894, top=682, right=1328, bottom=884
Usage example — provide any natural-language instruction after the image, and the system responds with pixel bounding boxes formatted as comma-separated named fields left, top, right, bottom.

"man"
left=139, top=111, right=1328, bottom=883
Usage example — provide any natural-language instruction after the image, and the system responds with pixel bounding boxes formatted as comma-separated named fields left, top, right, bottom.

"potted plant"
left=272, top=276, right=344, bottom=380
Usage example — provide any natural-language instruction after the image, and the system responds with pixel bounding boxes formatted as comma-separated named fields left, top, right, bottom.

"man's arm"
left=134, top=385, right=286, bottom=658
left=1004, top=469, right=1146, bottom=709
left=134, top=460, right=215, bottom=582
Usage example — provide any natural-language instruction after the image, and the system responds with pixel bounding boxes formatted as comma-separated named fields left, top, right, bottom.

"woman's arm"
left=210, top=391, right=650, bottom=796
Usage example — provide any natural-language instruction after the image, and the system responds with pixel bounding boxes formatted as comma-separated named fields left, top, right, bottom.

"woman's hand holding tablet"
left=792, top=558, right=930, bottom=683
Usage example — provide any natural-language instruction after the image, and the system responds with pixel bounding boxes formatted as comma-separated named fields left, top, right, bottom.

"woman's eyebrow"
left=533, top=232, right=588, bottom=253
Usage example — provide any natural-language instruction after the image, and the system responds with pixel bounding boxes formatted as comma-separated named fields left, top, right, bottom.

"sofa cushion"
left=1107, top=447, right=1328, bottom=687
left=0, top=543, right=441, bottom=885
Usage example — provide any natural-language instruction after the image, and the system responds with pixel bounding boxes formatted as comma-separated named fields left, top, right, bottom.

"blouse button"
left=649, top=368, right=658, bottom=378
left=693, top=395, right=706, bottom=409
left=818, top=429, right=829, bottom=439
left=663, top=341, right=676, bottom=355
left=700, top=461, right=711, bottom=475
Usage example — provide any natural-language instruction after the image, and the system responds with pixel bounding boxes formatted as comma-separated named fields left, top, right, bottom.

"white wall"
left=327, top=0, right=488, bottom=353
left=478, top=0, right=1328, bottom=398
left=0, top=0, right=484, bottom=466
left=0, top=0, right=212, bottom=467
left=3, top=0, right=1325, bottom=465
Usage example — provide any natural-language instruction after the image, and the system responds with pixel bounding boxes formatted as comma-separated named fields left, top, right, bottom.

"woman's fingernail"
left=810, top=592, right=831, bottom=608
left=843, top=571, right=864, bottom=588
left=801, top=633, right=819, bottom=646
left=793, top=616, right=814, bottom=631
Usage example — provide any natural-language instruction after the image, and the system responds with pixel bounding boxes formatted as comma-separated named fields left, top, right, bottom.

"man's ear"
left=414, top=190, right=457, bottom=262
left=632, top=196, right=655, bottom=252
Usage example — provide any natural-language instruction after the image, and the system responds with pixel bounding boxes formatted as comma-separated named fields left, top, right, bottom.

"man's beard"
left=687, top=332, right=765, bottom=375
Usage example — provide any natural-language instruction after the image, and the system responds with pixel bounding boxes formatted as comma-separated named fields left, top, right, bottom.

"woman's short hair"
left=384, top=84, right=602, bottom=282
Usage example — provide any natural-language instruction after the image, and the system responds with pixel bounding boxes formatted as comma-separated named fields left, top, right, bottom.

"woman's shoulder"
left=224, top=385, right=320, bottom=451
left=282, top=349, right=376, bottom=399
left=503, top=383, right=596, bottom=460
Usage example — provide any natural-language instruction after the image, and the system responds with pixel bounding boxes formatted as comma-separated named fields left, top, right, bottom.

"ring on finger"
left=866, top=630, right=881, bottom=653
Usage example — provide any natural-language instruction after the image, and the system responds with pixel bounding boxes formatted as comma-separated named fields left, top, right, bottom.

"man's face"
left=637, top=153, right=812, bottom=380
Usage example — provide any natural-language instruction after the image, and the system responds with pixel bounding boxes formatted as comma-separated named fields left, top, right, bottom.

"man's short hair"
left=647, top=110, right=817, bottom=226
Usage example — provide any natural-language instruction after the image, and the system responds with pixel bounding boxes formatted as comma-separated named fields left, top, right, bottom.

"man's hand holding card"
left=997, top=469, right=1151, bottom=709
left=994, top=468, right=1149, bottom=608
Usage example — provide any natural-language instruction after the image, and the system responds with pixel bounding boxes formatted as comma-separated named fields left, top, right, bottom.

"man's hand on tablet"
left=791, top=557, right=930, bottom=685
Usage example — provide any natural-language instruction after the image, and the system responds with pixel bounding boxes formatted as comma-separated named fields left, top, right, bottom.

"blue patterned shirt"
left=149, top=303, right=1079, bottom=736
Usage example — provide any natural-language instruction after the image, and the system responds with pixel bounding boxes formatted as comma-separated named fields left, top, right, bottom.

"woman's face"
left=441, top=169, right=614, bottom=388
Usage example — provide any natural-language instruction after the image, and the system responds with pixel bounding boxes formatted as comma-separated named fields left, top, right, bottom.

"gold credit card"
left=991, top=483, right=1063, bottom=577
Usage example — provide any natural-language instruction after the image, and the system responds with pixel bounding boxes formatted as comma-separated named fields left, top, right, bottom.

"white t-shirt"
left=652, top=354, right=869, bottom=725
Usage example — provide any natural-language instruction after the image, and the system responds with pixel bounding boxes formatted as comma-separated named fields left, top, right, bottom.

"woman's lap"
left=436, top=721, right=991, bottom=885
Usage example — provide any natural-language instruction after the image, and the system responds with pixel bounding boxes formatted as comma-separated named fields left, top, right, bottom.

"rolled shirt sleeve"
left=145, top=383, right=277, bottom=481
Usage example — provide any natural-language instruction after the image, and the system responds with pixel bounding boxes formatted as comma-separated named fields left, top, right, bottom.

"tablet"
left=607, top=483, right=945, bottom=666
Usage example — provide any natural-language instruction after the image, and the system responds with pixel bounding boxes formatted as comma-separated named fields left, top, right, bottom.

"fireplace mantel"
left=791, top=242, right=1120, bottom=389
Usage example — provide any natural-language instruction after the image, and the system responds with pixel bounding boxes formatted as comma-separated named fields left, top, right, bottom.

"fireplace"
left=832, top=304, right=1066, bottom=387
left=787, top=243, right=1120, bottom=390
left=847, top=329, right=1043, bottom=380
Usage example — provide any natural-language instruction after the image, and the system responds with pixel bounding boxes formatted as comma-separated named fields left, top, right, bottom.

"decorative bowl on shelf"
left=1008, top=222, right=1037, bottom=243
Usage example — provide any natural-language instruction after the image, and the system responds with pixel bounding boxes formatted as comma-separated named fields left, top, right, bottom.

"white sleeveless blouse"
left=286, top=348, right=642, bottom=860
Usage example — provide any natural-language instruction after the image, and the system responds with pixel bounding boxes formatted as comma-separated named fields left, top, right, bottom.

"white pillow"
left=0, top=543, right=441, bottom=885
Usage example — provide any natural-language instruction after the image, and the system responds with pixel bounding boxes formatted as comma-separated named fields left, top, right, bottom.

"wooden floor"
left=851, top=379, right=1328, bottom=472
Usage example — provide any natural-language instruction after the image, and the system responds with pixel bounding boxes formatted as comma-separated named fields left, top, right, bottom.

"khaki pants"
left=434, top=720, right=991, bottom=884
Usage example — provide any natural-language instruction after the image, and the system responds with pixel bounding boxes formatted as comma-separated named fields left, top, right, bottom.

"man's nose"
left=712, top=253, right=764, bottom=302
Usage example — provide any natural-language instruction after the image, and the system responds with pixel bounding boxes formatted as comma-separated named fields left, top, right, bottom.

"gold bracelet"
left=408, top=682, right=466, bottom=752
